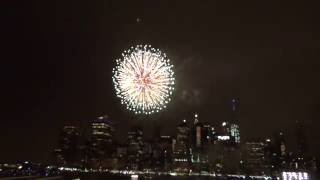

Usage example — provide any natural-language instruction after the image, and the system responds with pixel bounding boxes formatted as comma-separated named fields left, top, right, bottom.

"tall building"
left=54, top=126, right=80, bottom=165
left=176, top=119, right=190, bottom=153
left=230, top=124, right=240, bottom=144
left=264, top=138, right=273, bottom=171
left=218, top=99, right=241, bottom=144
left=295, top=121, right=307, bottom=157
left=221, top=121, right=230, bottom=135
left=159, top=135, right=173, bottom=171
left=192, top=114, right=203, bottom=148
left=229, top=98, right=240, bottom=144
left=126, top=126, right=144, bottom=170
left=275, top=131, right=286, bottom=157
left=216, top=121, right=231, bottom=143
left=190, top=114, right=209, bottom=171
left=202, top=122, right=214, bottom=145
left=271, top=131, right=287, bottom=171
left=173, top=119, right=190, bottom=172
left=89, top=115, right=114, bottom=167
left=244, top=140, right=267, bottom=175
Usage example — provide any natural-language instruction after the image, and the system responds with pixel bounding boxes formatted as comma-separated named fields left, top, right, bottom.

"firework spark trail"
left=113, top=45, right=175, bottom=114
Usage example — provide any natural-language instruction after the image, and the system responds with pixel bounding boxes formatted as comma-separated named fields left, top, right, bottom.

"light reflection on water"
left=68, top=174, right=218, bottom=180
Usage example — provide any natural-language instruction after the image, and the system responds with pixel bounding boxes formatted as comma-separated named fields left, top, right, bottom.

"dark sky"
left=2, top=1, right=320, bottom=163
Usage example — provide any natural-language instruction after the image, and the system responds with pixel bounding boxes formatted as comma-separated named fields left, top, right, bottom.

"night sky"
left=2, top=1, right=320, bottom=163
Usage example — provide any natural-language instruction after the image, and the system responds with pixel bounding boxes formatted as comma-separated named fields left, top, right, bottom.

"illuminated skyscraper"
left=173, top=119, right=190, bottom=172
left=230, top=124, right=240, bottom=143
left=89, top=115, right=114, bottom=166
left=221, top=121, right=230, bottom=135
left=202, top=122, right=213, bottom=145
left=230, top=98, right=240, bottom=144
left=176, top=119, right=190, bottom=152
left=190, top=114, right=209, bottom=171
left=244, top=140, right=268, bottom=175
left=159, top=136, right=173, bottom=170
left=271, top=131, right=287, bottom=170
left=277, top=132, right=286, bottom=157
left=192, top=114, right=203, bottom=148
left=127, top=126, right=144, bottom=170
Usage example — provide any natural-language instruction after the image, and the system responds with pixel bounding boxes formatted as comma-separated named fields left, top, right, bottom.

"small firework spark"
left=112, top=45, right=175, bottom=114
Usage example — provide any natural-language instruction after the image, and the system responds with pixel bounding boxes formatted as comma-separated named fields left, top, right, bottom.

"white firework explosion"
left=112, top=45, right=175, bottom=114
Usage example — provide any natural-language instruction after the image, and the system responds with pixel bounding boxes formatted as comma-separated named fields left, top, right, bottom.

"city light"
left=282, top=172, right=309, bottom=180
left=131, top=174, right=139, bottom=180
left=217, top=135, right=230, bottom=141
left=4, top=108, right=314, bottom=180
left=113, top=45, right=175, bottom=114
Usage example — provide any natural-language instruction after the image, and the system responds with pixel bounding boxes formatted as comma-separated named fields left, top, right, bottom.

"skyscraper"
left=173, top=119, right=190, bottom=172
left=89, top=115, right=114, bottom=167
left=243, top=140, right=267, bottom=175
left=230, top=124, right=240, bottom=144
left=295, top=121, right=307, bottom=157
left=192, top=114, right=203, bottom=148
left=54, top=126, right=80, bottom=165
left=127, top=126, right=144, bottom=170
left=271, top=131, right=287, bottom=170
left=159, top=135, right=173, bottom=171
left=190, top=114, right=209, bottom=171
left=202, top=122, right=213, bottom=145
left=230, top=98, right=240, bottom=144
left=176, top=119, right=190, bottom=153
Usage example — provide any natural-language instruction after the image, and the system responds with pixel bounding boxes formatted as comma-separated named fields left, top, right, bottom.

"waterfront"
left=3, top=171, right=318, bottom=180
left=72, top=174, right=216, bottom=180
left=0, top=174, right=269, bottom=180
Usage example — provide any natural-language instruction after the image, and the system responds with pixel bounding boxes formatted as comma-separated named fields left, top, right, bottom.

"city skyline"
left=2, top=1, right=320, bottom=166
left=49, top=109, right=314, bottom=177
left=52, top=106, right=306, bottom=153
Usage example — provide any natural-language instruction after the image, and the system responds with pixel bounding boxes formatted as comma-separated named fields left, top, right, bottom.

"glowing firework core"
left=113, top=45, right=175, bottom=114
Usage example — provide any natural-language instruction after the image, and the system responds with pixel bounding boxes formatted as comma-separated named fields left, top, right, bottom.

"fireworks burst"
left=112, top=45, right=175, bottom=114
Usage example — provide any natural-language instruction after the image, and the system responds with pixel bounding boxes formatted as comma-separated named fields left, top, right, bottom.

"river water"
left=65, top=174, right=230, bottom=180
